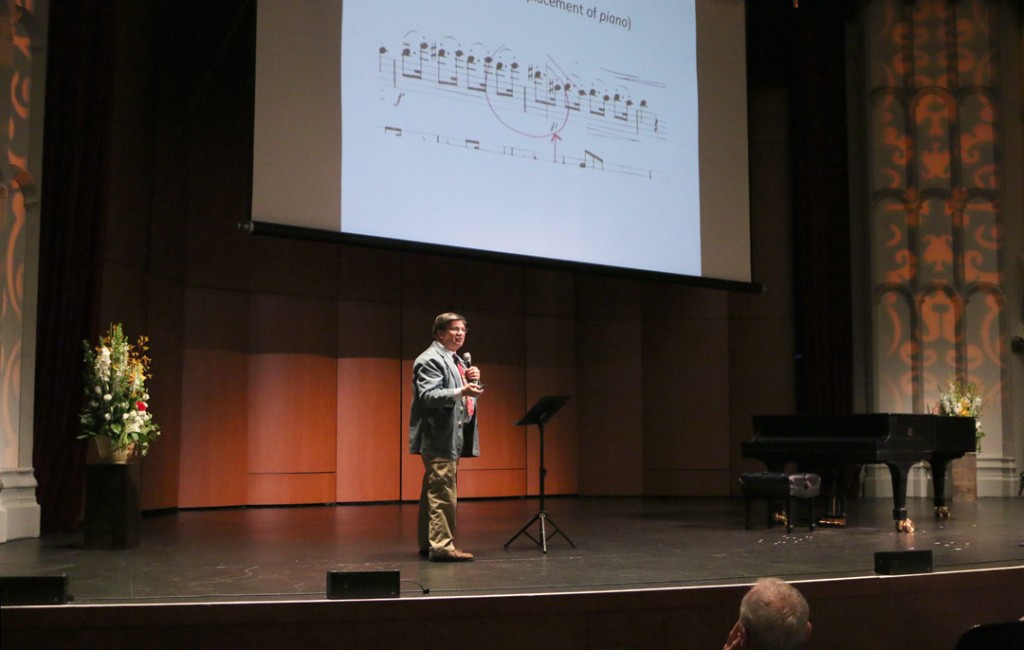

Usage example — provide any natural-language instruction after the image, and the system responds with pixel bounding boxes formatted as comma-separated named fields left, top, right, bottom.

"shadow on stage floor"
left=2, top=496, right=1023, bottom=649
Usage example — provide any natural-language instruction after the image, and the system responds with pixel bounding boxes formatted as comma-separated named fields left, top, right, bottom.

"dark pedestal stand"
left=84, top=463, right=141, bottom=550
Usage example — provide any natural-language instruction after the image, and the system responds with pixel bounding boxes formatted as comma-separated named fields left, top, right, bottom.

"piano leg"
left=885, top=462, right=915, bottom=533
left=931, top=457, right=953, bottom=520
left=763, top=462, right=790, bottom=527
left=814, top=465, right=848, bottom=527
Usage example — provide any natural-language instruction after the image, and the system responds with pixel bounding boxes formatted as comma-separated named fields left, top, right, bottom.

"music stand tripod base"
left=504, top=395, right=576, bottom=553
left=504, top=510, right=575, bottom=553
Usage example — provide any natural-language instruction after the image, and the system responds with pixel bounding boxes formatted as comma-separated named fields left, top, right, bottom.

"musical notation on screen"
left=373, top=31, right=669, bottom=179
left=380, top=125, right=661, bottom=180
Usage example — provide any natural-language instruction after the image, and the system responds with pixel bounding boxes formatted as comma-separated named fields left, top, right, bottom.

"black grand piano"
left=742, top=413, right=977, bottom=532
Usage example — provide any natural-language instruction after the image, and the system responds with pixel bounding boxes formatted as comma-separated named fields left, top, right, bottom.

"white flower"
left=96, top=346, right=112, bottom=381
left=122, top=410, right=146, bottom=435
left=103, top=394, right=112, bottom=401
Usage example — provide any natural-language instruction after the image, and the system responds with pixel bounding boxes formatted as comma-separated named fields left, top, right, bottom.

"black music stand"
left=504, top=395, right=575, bottom=553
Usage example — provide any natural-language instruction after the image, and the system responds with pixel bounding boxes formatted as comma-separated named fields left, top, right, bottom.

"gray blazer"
left=409, top=341, right=480, bottom=459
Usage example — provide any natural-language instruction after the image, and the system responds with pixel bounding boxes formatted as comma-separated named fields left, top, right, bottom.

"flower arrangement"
left=79, top=323, right=160, bottom=457
left=934, top=376, right=984, bottom=451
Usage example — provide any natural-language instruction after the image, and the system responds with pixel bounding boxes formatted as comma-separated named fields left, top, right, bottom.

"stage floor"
left=2, top=496, right=1023, bottom=605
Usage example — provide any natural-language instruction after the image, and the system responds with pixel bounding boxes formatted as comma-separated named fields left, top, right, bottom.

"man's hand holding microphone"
left=461, top=352, right=485, bottom=397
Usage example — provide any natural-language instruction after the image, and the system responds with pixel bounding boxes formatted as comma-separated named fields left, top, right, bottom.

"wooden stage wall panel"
left=524, top=314, right=578, bottom=496
left=179, top=288, right=250, bottom=508
left=576, top=318, right=644, bottom=495
left=456, top=467, right=527, bottom=497
left=642, top=313, right=730, bottom=484
left=246, top=472, right=336, bottom=506
left=640, top=284, right=732, bottom=495
left=336, top=355, right=403, bottom=502
left=726, top=314, right=798, bottom=495
left=158, top=246, right=758, bottom=510
left=336, top=301, right=403, bottom=503
left=139, top=275, right=185, bottom=510
left=247, top=236, right=338, bottom=301
left=248, top=295, right=338, bottom=475
left=337, top=245, right=405, bottom=304
left=248, top=353, right=338, bottom=474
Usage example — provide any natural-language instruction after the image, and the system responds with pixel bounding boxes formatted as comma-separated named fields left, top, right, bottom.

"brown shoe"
left=429, top=549, right=474, bottom=562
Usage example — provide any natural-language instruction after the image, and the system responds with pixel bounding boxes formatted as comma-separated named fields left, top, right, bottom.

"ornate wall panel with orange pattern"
left=866, top=0, right=1006, bottom=449
left=0, top=0, right=37, bottom=468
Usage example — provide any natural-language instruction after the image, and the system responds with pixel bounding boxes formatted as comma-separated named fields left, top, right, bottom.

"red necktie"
left=456, top=355, right=475, bottom=418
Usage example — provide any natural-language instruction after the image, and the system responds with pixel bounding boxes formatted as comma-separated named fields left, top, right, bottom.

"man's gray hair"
left=738, top=577, right=810, bottom=650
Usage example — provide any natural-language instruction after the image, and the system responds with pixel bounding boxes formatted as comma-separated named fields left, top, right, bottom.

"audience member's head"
left=723, top=577, right=812, bottom=650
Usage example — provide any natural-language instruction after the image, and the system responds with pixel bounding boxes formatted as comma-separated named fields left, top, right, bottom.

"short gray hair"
left=738, top=578, right=810, bottom=650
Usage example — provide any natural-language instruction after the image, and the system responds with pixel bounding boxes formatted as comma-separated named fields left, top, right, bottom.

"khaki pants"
left=418, top=455, right=459, bottom=555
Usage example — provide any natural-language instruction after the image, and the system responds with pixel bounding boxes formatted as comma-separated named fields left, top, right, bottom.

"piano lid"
left=752, top=413, right=975, bottom=437
left=748, top=413, right=976, bottom=455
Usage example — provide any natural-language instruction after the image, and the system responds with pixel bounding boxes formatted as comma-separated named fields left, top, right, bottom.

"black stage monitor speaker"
left=326, top=570, right=400, bottom=599
left=874, top=550, right=933, bottom=575
left=0, top=575, right=70, bottom=606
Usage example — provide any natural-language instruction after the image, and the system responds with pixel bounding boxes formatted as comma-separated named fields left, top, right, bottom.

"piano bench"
left=740, top=472, right=821, bottom=534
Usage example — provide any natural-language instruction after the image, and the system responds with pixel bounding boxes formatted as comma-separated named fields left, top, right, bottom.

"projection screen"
left=252, top=0, right=754, bottom=288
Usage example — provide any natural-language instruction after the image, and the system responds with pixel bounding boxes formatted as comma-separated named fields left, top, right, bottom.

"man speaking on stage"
left=410, top=312, right=485, bottom=562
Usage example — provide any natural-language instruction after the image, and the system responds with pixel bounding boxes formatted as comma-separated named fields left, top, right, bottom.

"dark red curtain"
left=748, top=0, right=855, bottom=415
left=33, top=1, right=115, bottom=533
left=790, top=2, right=854, bottom=414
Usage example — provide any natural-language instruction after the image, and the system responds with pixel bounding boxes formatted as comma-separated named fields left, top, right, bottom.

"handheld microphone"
left=462, top=352, right=483, bottom=387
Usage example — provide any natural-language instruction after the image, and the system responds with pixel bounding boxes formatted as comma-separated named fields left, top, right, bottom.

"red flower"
left=136, top=401, right=147, bottom=411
